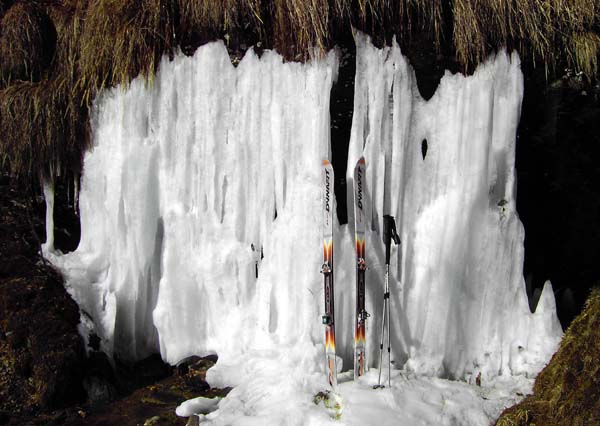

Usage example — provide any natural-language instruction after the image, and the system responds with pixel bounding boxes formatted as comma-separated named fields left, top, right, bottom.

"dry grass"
left=568, top=32, right=600, bottom=77
left=77, top=0, right=178, bottom=102
left=0, top=0, right=598, bottom=178
left=0, top=2, right=56, bottom=86
left=452, top=0, right=600, bottom=73
left=0, top=79, right=89, bottom=180
left=273, top=0, right=330, bottom=59
left=495, top=287, right=600, bottom=426
left=179, top=0, right=262, bottom=35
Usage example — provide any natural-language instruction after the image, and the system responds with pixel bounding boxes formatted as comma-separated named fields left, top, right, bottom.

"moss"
left=496, top=288, right=600, bottom=426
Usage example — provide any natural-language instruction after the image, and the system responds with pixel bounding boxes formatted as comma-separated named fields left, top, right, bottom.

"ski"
left=321, top=159, right=337, bottom=388
left=353, top=157, right=369, bottom=379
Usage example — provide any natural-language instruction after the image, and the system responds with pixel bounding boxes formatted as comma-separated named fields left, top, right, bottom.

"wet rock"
left=176, top=355, right=202, bottom=375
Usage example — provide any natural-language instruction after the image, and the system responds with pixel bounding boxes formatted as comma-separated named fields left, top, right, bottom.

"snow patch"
left=176, top=396, right=221, bottom=417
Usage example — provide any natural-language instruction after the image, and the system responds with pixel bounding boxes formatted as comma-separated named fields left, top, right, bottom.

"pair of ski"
left=322, top=158, right=401, bottom=389
left=321, top=157, right=368, bottom=389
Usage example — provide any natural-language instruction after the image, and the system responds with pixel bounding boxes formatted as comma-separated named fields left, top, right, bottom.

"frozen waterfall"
left=340, top=33, right=562, bottom=380
left=46, top=34, right=561, bottom=389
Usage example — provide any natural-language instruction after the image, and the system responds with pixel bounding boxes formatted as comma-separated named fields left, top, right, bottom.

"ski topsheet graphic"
left=321, top=159, right=337, bottom=388
left=353, top=157, right=368, bottom=379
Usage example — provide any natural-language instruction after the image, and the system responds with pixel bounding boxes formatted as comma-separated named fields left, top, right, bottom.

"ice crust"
left=45, top=34, right=563, bottom=424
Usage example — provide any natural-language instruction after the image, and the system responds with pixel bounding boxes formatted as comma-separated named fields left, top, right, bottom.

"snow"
left=44, top=33, right=563, bottom=425
left=186, top=369, right=534, bottom=425
left=176, top=396, right=221, bottom=417
left=41, top=182, right=55, bottom=253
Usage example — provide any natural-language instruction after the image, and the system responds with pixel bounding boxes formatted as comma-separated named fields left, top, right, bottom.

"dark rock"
left=176, top=355, right=202, bottom=376
left=183, top=374, right=210, bottom=394
left=115, top=354, right=174, bottom=393
left=83, top=376, right=117, bottom=407
left=0, top=177, right=87, bottom=414
left=87, top=333, right=101, bottom=351
left=189, top=357, right=216, bottom=375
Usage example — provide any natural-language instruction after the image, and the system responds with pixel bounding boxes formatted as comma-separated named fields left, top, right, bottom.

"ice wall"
left=46, top=34, right=562, bottom=383
left=49, top=41, right=338, bottom=364
left=340, top=33, right=562, bottom=379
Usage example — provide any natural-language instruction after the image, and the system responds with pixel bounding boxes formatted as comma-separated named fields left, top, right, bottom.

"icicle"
left=73, top=173, right=80, bottom=215
left=67, top=174, right=71, bottom=207
left=42, top=180, right=55, bottom=254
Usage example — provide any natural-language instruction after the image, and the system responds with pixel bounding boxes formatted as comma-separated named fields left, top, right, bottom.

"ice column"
left=346, top=33, right=562, bottom=379
left=49, top=42, right=338, bottom=364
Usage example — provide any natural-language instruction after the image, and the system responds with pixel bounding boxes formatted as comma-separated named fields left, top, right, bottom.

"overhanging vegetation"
left=0, top=0, right=598, bottom=178
left=495, top=287, right=600, bottom=425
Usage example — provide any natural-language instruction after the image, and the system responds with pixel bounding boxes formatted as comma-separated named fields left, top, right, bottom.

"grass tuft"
left=495, top=287, right=600, bottom=425
left=0, top=79, right=89, bottom=180
left=0, top=2, right=56, bottom=86
left=77, top=0, right=178, bottom=102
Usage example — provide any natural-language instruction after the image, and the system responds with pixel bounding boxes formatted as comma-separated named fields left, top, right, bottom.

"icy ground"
left=45, top=33, right=562, bottom=424
left=189, top=366, right=534, bottom=425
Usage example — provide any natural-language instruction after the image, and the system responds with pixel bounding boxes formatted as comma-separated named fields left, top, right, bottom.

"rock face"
left=496, top=287, right=600, bottom=426
left=0, top=176, right=86, bottom=417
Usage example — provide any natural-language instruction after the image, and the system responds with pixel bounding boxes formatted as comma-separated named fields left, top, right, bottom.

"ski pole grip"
left=383, top=215, right=393, bottom=265
left=383, top=215, right=401, bottom=265
left=391, top=220, right=400, bottom=245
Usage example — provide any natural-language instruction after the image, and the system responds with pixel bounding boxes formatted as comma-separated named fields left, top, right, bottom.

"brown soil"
left=61, top=360, right=231, bottom=426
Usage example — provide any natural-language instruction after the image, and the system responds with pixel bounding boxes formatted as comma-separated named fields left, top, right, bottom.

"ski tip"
left=323, top=159, right=331, bottom=166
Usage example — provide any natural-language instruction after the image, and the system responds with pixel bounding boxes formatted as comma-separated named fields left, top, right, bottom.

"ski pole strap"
left=383, top=215, right=401, bottom=265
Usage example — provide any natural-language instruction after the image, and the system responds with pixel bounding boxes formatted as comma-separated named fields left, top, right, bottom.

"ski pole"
left=386, top=265, right=391, bottom=388
left=376, top=282, right=387, bottom=388
left=375, top=214, right=400, bottom=389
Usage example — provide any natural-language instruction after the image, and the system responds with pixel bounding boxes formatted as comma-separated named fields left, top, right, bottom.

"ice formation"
left=45, top=33, right=563, bottom=425
left=47, top=41, right=338, bottom=364
left=339, top=33, right=563, bottom=380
